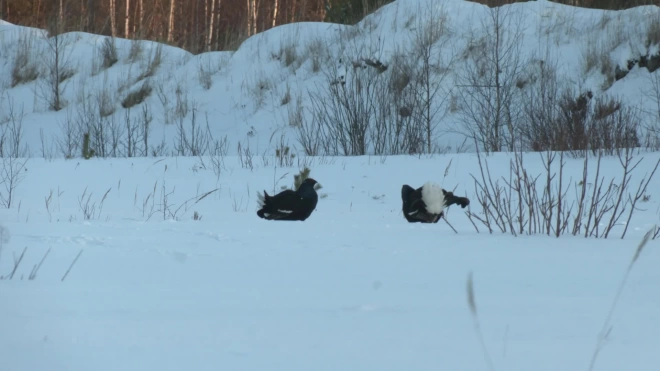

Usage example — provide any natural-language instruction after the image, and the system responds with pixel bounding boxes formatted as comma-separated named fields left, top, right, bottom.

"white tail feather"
left=257, top=192, right=266, bottom=207
left=421, top=181, right=445, bottom=214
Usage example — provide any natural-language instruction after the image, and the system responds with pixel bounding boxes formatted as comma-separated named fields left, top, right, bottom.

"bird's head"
left=301, top=177, right=322, bottom=190
left=443, top=189, right=470, bottom=208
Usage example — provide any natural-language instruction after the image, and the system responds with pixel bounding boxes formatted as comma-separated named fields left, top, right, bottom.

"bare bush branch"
left=454, top=4, right=527, bottom=153
left=0, top=156, right=29, bottom=209
left=468, top=141, right=657, bottom=239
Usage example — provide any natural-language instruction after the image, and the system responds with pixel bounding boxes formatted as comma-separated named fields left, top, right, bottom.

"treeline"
left=0, top=0, right=655, bottom=53
left=0, top=0, right=391, bottom=53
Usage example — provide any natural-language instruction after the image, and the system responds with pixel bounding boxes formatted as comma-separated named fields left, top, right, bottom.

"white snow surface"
left=421, top=181, right=446, bottom=214
left=0, top=154, right=659, bottom=370
left=1, top=0, right=660, bottom=369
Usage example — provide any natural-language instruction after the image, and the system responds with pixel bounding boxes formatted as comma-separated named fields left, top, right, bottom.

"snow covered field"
left=1, top=0, right=660, bottom=369
left=1, top=154, right=659, bottom=370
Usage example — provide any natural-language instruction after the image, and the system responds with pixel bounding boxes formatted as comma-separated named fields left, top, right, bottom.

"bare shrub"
left=128, top=40, right=143, bottom=63
left=95, top=72, right=117, bottom=117
left=305, top=37, right=328, bottom=73
left=196, top=55, right=227, bottom=91
left=0, top=96, right=30, bottom=158
left=121, top=81, right=152, bottom=109
left=75, top=96, right=107, bottom=158
left=99, top=37, right=118, bottom=71
left=237, top=140, right=255, bottom=171
left=286, top=93, right=304, bottom=127
left=39, top=128, right=55, bottom=160
left=521, top=87, right=640, bottom=157
left=295, top=108, right=322, bottom=156
left=303, top=32, right=435, bottom=156
left=580, top=22, right=624, bottom=88
left=174, top=106, right=212, bottom=156
left=646, top=16, right=660, bottom=47
left=138, top=104, right=153, bottom=157
left=245, top=73, right=275, bottom=111
left=599, top=55, right=615, bottom=90
left=124, top=108, right=139, bottom=157
left=38, top=24, right=74, bottom=111
left=643, top=65, right=660, bottom=151
left=136, top=44, right=163, bottom=82
left=280, top=84, right=291, bottom=106
left=197, top=61, right=214, bottom=90
left=174, top=81, right=189, bottom=120
left=106, top=114, right=125, bottom=157
left=0, top=156, right=29, bottom=209
left=78, top=187, right=111, bottom=220
left=154, top=76, right=173, bottom=124
left=303, top=38, right=439, bottom=156
left=272, top=134, right=295, bottom=167
left=56, top=108, right=80, bottom=158
left=454, top=4, right=527, bottom=153
left=466, top=142, right=659, bottom=239
left=140, top=180, right=219, bottom=221
left=280, top=41, right=298, bottom=68
left=581, top=37, right=604, bottom=75
left=11, top=33, right=40, bottom=87
left=405, top=2, right=456, bottom=153
left=196, top=134, right=230, bottom=180
left=306, top=61, right=378, bottom=156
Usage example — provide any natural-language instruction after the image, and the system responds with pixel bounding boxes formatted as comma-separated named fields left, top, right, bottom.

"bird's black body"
left=257, top=178, right=319, bottom=221
left=401, top=183, right=470, bottom=223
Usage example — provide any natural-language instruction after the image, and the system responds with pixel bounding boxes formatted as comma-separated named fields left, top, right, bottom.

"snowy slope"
left=0, top=0, right=659, bottom=157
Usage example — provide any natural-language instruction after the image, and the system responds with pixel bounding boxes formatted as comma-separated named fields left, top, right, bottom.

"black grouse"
left=257, top=178, right=320, bottom=221
left=401, top=181, right=470, bottom=223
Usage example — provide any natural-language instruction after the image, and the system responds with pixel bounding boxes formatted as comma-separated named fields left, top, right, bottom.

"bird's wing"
left=269, top=189, right=301, bottom=213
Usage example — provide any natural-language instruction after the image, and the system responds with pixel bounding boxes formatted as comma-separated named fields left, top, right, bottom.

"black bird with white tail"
left=401, top=182, right=470, bottom=223
left=257, top=178, right=320, bottom=221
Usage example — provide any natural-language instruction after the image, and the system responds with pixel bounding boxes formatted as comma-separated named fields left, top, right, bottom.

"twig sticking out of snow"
left=61, top=249, right=84, bottom=282
left=588, top=225, right=657, bottom=371
left=442, top=215, right=457, bottom=234
left=466, top=272, right=496, bottom=371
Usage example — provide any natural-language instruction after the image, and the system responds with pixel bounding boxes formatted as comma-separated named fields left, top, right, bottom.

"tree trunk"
left=214, top=0, right=221, bottom=49
left=207, top=0, right=216, bottom=51
left=125, top=0, right=130, bottom=38
left=58, top=0, right=63, bottom=30
left=109, top=0, right=116, bottom=37
left=139, top=0, right=144, bottom=36
left=245, top=0, right=259, bottom=36
left=272, top=0, right=279, bottom=28
left=290, top=0, right=297, bottom=22
left=87, top=0, right=95, bottom=32
left=168, top=0, right=176, bottom=43
left=246, top=0, right=252, bottom=36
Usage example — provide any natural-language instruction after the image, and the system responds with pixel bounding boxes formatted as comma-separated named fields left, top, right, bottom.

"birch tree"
left=125, top=0, right=130, bottom=38
left=207, top=0, right=217, bottom=51
left=109, top=0, right=116, bottom=37
left=168, top=0, right=176, bottom=43
left=246, top=0, right=258, bottom=36
left=272, top=0, right=279, bottom=28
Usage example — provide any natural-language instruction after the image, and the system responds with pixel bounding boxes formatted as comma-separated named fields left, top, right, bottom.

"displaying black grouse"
left=257, top=178, right=320, bottom=221
left=401, top=181, right=470, bottom=223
